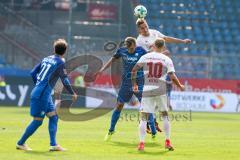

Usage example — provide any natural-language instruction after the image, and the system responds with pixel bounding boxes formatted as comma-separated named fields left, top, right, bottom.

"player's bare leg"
left=161, top=111, right=174, bottom=151
left=138, top=112, right=149, bottom=151
left=104, top=103, right=124, bottom=141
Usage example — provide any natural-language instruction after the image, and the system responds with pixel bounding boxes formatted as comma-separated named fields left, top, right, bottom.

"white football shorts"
left=140, top=94, right=168, bottom=113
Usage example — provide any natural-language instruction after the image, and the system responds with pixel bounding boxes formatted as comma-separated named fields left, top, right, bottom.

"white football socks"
left=139, top=120, right=147, bottom=143
left=163, top=116, right=170, bottom=140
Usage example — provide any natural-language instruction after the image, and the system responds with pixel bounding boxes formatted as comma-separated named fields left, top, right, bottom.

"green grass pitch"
left=0, top=107, right=239, bottom=160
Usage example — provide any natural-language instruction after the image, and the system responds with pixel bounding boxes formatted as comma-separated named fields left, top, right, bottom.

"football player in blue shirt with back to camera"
left=16, top=39, right=77, bottom=151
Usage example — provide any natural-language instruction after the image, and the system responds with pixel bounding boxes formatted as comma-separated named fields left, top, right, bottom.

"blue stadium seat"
left=139, top=0, right=240, bottom=79
left=0, top=55, right=6, bottom=65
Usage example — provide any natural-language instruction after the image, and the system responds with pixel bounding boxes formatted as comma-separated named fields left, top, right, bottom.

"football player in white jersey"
left=136, top=19, right=191, bottom=52
left=132, top=38, right=185, bottom=151
left=136, top=18, right=190, bottom=135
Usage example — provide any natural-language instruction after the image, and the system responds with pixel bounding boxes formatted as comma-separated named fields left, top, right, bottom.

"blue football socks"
left=48, top=115, right=58, bottom=146
left=17, top=120, right=43, bottom=145
left=109, top=109, right=121, bottom=132
left=148, top=113, right=157, bottom=135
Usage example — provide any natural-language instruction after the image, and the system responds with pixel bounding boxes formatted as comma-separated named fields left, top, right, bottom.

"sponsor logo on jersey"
left=127, top=57, right=138, bottom=61
left=123, top=55, right=138, bottom=62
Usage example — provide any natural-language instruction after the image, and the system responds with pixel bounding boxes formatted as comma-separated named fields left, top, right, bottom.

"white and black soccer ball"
left=134, top=5, right=147, bottom=19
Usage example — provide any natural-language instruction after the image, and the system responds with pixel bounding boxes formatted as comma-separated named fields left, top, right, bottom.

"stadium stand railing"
left=0, top=3, right=54, bottom=67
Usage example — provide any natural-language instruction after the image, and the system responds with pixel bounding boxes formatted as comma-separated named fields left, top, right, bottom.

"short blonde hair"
left=154, top=38, right=165, bottom=49
left=124, top=37, right=136, bottom=47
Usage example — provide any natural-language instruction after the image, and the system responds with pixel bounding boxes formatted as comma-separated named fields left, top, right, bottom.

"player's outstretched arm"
left=163, top=36, right=191, bottom=44
left=168, top=72, right=185, bottom=91
left=96, top=57, right=117, bottom=75
left=30, top=63, right=41, bottom=84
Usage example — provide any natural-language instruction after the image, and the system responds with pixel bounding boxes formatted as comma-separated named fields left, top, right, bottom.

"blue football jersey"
left=113, top=46, right=147, bottom=85
left=30, top=55, right=74, bottom=99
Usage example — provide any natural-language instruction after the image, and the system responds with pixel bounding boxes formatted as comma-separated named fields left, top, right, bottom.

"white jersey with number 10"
left=137, top=52, right=175, bottom=113
left=136, top=52, right=175, bottom=94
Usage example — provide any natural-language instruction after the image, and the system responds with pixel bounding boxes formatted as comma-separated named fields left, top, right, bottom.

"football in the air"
left=134, top=5, right=147, bottom=19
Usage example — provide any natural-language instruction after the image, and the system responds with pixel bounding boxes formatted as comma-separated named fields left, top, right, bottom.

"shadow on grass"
left=132, top=149, right=169, bottom=156
left=111, top=141, right=169, bottom=155
left=24, top=150, right=69, bottom=156
left=110, top=141, right=137, bottom=148
left=111, top=141, right=161, bottom=148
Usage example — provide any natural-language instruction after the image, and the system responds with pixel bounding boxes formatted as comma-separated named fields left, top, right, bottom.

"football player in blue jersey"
left=16, top=39, right=77, bottom=151
left=95, top=37, right=157, bottom=141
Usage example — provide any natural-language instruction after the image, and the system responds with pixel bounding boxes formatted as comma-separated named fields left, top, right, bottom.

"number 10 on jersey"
left=147, top=62, right=163, bottom=78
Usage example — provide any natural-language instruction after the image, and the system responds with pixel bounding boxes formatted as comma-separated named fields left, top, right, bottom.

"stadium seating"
left=0, top=54, right=6, bottom=66
left=0, top=53, right=30, bottom=76
left=140, top=0, right=240, bottom=79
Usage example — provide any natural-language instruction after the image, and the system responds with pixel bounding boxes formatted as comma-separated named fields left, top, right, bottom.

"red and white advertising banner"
left=93, top=75, right=240, bottom=94
left=88, top=3, right=118, bottom=21
left=171, top=91, right=239, bottom=113
left=180, top=78, right=240, bottom=94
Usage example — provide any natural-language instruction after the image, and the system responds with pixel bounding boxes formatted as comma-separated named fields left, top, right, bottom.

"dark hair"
left=154, top=38, right=165, bottom=49
left=54, top=39, right=68, bottom=55
left=136, top=18, right=146, bottom=28
left=124, top=37, right=136, bottom=48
